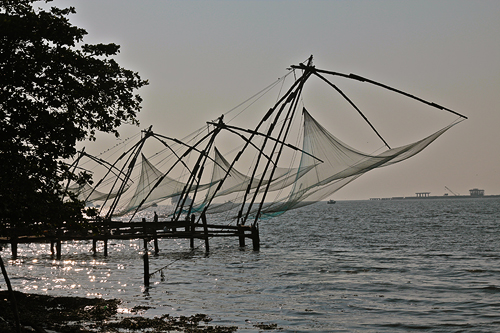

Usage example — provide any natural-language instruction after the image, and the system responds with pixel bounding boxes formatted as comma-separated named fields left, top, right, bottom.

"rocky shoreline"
left=0, top=291, right=267, bottom=332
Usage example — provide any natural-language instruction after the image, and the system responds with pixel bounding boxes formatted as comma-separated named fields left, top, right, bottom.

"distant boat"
left=327, top=199, right=336, bottom=204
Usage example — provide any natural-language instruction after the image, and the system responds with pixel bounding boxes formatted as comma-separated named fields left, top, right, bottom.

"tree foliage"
left=0, top=0, right=148, bottom=233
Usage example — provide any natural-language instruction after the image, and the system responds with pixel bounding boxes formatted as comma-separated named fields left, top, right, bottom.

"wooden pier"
left=0, top=217, right=260, bottom=260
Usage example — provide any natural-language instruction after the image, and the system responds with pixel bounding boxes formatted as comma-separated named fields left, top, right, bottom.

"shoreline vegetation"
left=0, top=291, right=280, bottom=332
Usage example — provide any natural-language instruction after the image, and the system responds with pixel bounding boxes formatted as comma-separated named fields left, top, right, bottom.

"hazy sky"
left=52, top=0, right=499, bottom=200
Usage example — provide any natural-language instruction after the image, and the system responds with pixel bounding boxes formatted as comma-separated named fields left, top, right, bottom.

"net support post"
left=251, top=225, right=260, bottom=251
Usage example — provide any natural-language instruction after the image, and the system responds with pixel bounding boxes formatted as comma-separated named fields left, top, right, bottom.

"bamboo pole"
left=0, top=254, right=21, bottom=333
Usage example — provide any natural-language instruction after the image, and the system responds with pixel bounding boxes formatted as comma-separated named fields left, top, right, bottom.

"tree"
left=0, top=0, right=148, bottom=234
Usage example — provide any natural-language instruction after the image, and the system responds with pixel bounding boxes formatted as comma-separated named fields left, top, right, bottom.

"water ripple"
left=1, top=198, right=500, bottom=332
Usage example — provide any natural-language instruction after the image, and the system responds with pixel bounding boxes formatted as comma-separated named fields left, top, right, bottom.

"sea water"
left=1, top=198, right=500, bottom=332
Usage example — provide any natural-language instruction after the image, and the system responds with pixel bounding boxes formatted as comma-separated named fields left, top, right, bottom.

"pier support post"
left=103, top=219, right=109, bottom=257
left=238, top=225, right=245, bottom=247
left=251, top=225, right=260, bottom=251
left=153, top=232, right=159, bottom=255
left=56, top=240, right=62, bottom=260
left=153, top=217, right=159, bottom=255
left=92, top=238, right=97, bottom=256
left=103, top=239, right=108, bottom=257
left=189, top=215, right=195, bottom=249
left=50, top=240, right=55, bottom=256
left=201, top=213, right=209, bottom=253
left=143, top=237, right=150, bottom=287
left=141, top=217, right=150, bottom=286
left=10, top=229, right=18, bottom=259
left=10, top=239, right=17, bottom=259
left=56, top=227, right=62, bottom=260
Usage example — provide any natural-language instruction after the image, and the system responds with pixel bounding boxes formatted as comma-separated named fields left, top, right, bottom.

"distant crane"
left=445, top=186, right=460, bottom=196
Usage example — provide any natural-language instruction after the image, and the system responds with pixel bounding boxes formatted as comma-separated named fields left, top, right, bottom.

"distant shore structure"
left=469, top=188, right=484, bottom=197
left=370, top=188, right=497, bottom=201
